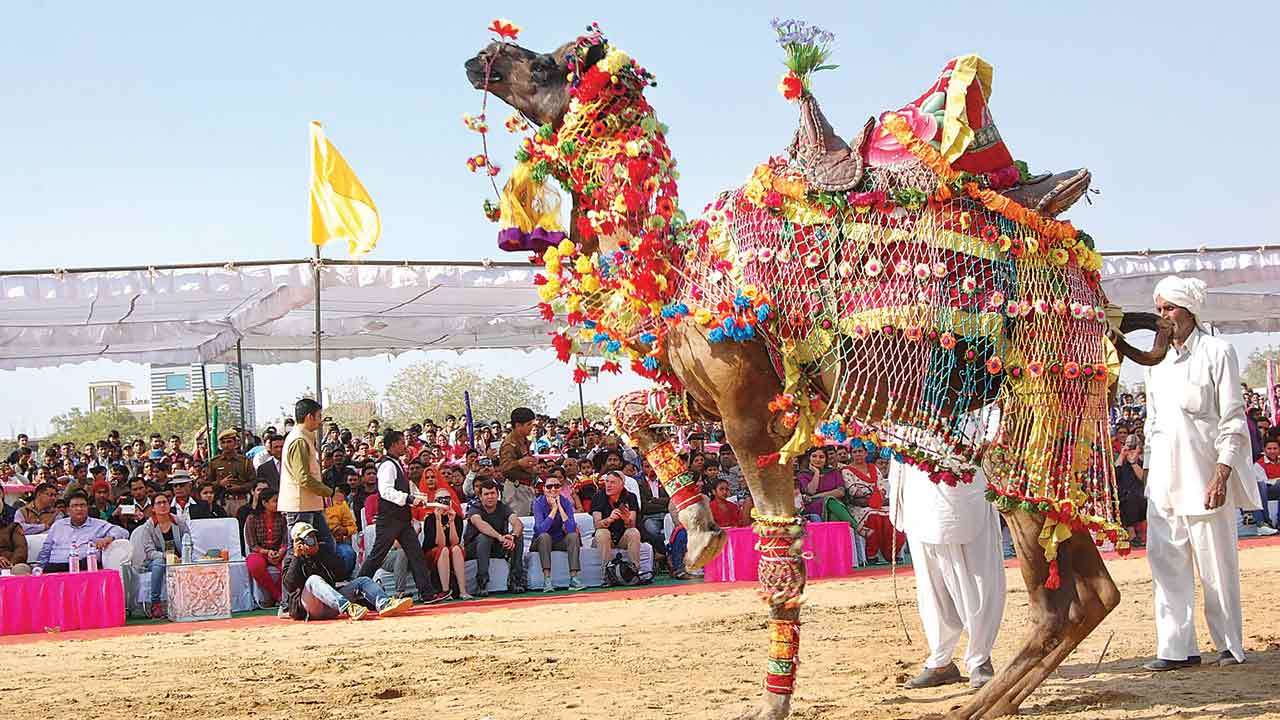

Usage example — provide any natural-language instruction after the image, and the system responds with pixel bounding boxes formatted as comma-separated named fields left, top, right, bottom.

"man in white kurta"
left=1142, top=276, right=1261, bottom=671
left=890, top=459, right=1006, bottom=689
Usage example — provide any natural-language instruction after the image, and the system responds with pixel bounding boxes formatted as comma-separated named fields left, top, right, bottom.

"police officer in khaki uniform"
left=208, top=429, right=255, bottom=517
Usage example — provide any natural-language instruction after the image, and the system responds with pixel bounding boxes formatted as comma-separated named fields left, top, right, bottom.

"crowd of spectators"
left=0, top=381, right=1276, bottom=620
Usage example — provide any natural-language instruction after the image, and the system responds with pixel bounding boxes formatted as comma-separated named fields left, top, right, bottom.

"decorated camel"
left=465, top=20, right=1169, bottom=720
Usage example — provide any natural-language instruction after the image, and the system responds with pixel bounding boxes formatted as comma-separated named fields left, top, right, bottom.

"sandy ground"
left=8, top=543, right=1280, bottom=720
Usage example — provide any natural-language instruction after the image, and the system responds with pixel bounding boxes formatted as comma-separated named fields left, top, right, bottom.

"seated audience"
left=708, top=478, right=745, bottom=528
left=16, top=483, right=64, bottom=535
left=532, top=475, right=584, bottom=592
left=281, top=522, right=412, bottom=621
left=111, top=479, right=151, bottom=533
left=463, top=480, right=526, bottom=597
left=244, top=489, right=288, bottom=606
left=422, top=488, right=470, bottom=599
left=324, top=484, right=359, bottom=577
left=1115, top=437, right=1149, bottom=544
left=37, top=491, right=128, bottom=572
left=591, top=471, right=642, bottom=584
left=189, top=482, right=229, bottom=520
left=129, top=490, right=190, bottom=619
left=0, top=509, right=30, bottom=575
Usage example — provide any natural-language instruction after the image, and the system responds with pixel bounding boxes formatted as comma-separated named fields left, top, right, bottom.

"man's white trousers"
left=1146, top=502, right=1245, bottom=662
left=908, top=508, right=1006, bottom=672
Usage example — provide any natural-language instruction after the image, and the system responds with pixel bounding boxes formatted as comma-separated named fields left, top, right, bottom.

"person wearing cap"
left=1142, top=276, right=1260, bottom=671
left=208, top=428, right=255, bottom=517
left=129, top=488, right=191, bottom=619
left=279, top=399, right=337, bottom=570
left=281, top=522, right=412, bottom=621
left=90, top=478, right=116, bottom=522
left=167, top=471, right=198, bottom=524
left=498, top=407, right=539, bottom=517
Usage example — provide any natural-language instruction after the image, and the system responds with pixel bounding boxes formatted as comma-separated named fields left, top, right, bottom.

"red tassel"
left=756, top=452, right=781, bottom=468
left=1045, top=558, right=1061, bottom=590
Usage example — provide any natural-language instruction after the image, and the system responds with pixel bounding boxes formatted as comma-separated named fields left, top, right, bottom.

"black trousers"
left=356, top=513, right=440, bottom=597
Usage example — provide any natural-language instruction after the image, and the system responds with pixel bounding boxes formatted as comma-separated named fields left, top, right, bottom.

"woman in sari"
left=843, top=449, right=906, bottom=563
left=796, top=446, right=845, bottom=522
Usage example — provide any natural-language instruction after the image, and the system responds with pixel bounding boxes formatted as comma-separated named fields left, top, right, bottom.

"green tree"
left=323, top=377, right=381, bottom=431
left=1242, top=346, right=1279, bottom=388
left=47, top=407, right=146, bottom=447
left=383, top=362, right=546, bottom=429
left=150, top=397, right=229, bottom=447
left=46, top=397, right=228, bottom=450
left=558, top=402, right=612, bottom=424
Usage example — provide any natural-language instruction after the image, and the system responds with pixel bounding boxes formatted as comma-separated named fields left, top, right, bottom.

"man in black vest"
left=355, top=429, right=449, bottom=604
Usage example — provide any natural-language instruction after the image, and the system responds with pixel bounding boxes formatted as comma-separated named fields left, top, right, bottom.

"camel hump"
left=788, top=94, right=873, bottom=192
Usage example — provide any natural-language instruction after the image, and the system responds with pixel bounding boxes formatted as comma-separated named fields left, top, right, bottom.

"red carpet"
left=4, top=534, right=1276, bottom=647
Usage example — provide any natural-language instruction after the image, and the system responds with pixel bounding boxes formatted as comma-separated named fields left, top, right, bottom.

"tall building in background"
left=149, top=363, right=257, bottom=430
left=87, top=380, right=151, bottom=421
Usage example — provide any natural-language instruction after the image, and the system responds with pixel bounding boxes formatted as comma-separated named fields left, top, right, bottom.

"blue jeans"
left=333, top=543, right=357, bottom=580
left=300, top=575, right=389, bottom=620
left=667, top=528, right=688, bottom=573
left=284, top=511, right=335, bottom=561
left=147, top=556, right=167, bottom=603
left=1253, top=481, right=1280, bottom=527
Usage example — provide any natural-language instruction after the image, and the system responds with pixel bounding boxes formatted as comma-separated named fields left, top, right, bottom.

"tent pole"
left=314, top=245, right=322, bottom=405
left=200, top=363, right=212, bottom=458
left=236, top=340, right=247, bottom=432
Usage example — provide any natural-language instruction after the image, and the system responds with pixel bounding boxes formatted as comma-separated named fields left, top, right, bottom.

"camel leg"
left=948, top=509, right=1120, bottom=719
left=610, top=391, right=726, bottom=570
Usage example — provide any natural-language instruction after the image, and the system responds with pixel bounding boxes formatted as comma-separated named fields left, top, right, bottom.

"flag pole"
left=314, top=244, right=322, bottom=405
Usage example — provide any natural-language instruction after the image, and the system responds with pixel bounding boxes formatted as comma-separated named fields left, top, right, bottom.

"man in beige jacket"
left=279, top=398, right=336, bottom=566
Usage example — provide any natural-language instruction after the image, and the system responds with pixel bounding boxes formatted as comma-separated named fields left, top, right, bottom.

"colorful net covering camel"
left=507, top=37, right=1127, bottom=580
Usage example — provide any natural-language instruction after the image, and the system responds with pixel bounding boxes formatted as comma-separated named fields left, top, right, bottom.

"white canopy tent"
left=1, top=246, right=1276, bottom=372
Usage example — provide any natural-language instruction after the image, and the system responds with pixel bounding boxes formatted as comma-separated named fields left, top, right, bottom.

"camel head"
left=464, top=39, right=607, bottom=129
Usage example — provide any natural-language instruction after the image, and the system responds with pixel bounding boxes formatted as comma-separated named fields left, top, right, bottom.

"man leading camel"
left=1142, top=276, right=1260, bottom=671
left=890, top=455, right=1005, bottom=689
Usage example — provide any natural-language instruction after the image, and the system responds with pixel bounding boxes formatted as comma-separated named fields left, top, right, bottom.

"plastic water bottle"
left=182, top=535, right=194, bottom=564
left=86, top=547, right=99, bottom=572
left=68, top=542, right=81, bottom=573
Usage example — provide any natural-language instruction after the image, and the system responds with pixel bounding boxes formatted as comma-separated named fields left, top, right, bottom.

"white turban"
left=1153, top=275, right=1207, bottom=316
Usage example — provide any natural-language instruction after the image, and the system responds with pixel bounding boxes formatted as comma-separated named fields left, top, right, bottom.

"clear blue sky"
left=2, top=2, right=1276, bottom=434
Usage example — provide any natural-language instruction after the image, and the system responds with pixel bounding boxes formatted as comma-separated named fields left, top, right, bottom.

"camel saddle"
left=789, top=93, right=1091, bottom=217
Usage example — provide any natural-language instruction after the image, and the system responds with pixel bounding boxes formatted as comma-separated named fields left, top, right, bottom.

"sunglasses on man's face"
left=544, top=483, right=562, bottom=490
left=299, top=535, right=318, bottom=547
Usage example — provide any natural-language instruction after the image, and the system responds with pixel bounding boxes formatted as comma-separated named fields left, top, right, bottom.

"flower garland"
left=480, top=23, right=687, bottom=383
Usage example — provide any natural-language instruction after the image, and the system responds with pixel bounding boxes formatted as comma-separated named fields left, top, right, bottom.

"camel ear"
left=581, top=41, right=607, bottom=71
left=789, top=94, right=871, bottom=192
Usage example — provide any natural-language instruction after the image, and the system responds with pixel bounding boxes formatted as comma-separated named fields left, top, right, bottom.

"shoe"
left=1142, top=656, right=1201, bottom=671
left=458, top=593, right=475, bottom=601
left=671, top=569, right=691, bottom=580
left=508, top=583, right=527, bottom=594
left=568, top=577, right=585, bottom=591
left=344, top=603, right=368, bottom=622
left=1257, top=525, right=1279, bottom=537
left=542, top=575, right=555, bottom=593
left=968, top=661, right=995, bottom=689
left=1217, top=650, right=1245, bottom=666
left=149, top=602, right=165, bottom=620
left=903, top=662, right=963, bottom=689
left=474, top=587, right=489, bottom=598
left=475, top=578, right=489, bottom=597
left=377, top=596, right=413, bottom=618
left=276, top=605, right=290, bottom=619
left=421, top=591, right=450, bottom=605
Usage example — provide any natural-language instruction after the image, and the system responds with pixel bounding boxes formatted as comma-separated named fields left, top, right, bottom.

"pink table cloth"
left=703, top=521, right=853, bottom=583
left=0, top=570, right=125, bottom=636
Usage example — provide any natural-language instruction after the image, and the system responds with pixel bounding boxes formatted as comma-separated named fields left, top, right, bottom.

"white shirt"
left=889, top=460, right=991, bottom=546
left=1144, top=329, right=1261, bottom=516
left=170, top=497, right=195, bottom=524
left=376, top=456, right=424, bottom=508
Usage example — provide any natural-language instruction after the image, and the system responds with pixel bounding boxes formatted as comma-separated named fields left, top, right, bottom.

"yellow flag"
left=309, top=121, right=381, bottom=256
